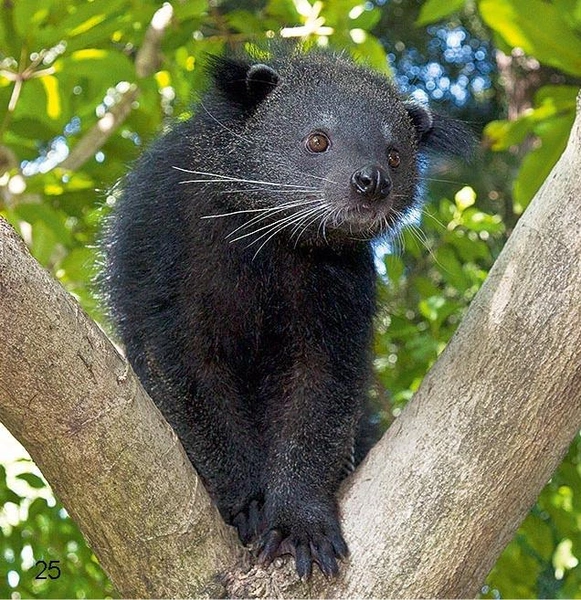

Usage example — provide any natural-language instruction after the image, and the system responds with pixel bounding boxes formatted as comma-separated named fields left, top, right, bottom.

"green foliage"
left=0, top=457, right=116, bottom=598
left=416, top=0, right=466, bottom=27
left=485, top=85, right=577, bottom=212
left=397, top=1, right=581, bottom=596
left=479, top=0, right=581, bottom=76
left=477, top=0, right=581, bottom=214
left=420, top=0, right=581, bottom=214
left=375, top=186, right=505, bottom=413
left=483, top=437, right=581, bottom=598
left=0, top=0, right=579, bottom=598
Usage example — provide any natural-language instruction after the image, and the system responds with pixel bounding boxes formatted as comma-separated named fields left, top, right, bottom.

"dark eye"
left=387, top=149, right=401, bottom=168
left=305, top=132, right=330, bottom=153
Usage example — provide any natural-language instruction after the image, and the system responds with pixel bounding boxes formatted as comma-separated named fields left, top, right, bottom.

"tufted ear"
left=405, top=102, right=475, bottom=159
left=246, top=63, right=279, bottom=102
left=206, top=55, right=279, bottom=111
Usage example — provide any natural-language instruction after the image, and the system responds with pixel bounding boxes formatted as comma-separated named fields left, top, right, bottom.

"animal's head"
left=205, top=48, right=473, bottom=244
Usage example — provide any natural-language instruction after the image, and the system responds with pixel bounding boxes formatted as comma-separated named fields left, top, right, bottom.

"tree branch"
left=60, top=3, right=173, bottom=172
left=1, top=94, right=580, bottom=598
left=337, top=120, right=581, bottom=592
left=59, top=84, right=139, bottom=172
left=0, top=222, right=241, bottom=597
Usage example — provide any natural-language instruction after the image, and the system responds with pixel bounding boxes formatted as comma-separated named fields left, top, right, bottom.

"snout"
left=350, top=164, right=392, bottom=201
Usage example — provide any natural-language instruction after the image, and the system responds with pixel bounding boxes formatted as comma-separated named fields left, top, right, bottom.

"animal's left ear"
left=246, top=64, right=279, bottom=104
left=205, top=55, right=280, bottom=112
left=405, top=102, right=475, bottom=159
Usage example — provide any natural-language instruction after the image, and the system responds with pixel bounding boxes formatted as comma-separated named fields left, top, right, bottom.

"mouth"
left=336, top=203, right=397, bottom=233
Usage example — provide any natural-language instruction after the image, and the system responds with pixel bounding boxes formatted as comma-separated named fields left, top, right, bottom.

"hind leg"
left=138, top=344, right=266, bottom=544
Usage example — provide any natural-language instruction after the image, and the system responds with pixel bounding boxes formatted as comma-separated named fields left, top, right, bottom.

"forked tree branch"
left=0, top=95, right=580, bottom=598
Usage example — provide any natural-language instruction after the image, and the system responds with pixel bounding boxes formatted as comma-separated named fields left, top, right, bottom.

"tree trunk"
left=1, top=93, right=580, bottom=598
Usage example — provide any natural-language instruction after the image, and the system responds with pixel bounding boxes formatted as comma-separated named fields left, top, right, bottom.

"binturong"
left=102, top=45, right=472, bottom=579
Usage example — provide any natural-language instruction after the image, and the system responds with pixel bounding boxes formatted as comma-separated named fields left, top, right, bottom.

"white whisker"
left=250, top=205, right=325, bottom=259
left=219, top=188, right=318, bottom=194
left=201, top=199, right=320, bottom=220
left=229, top=204, right=322, bottom=245
left=225, top=200, right=322, bottom=238
left=173, top=166, right=318, bottom=190
left=292, top=207, right=329, bottom=247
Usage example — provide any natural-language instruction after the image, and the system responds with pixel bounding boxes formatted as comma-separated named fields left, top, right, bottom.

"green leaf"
left=59, top=0, right=126, bottom=37
left=173, top=0, right=209, bottom=20
left=0, top=3, right=22, bottom=58
left=54, top=49, right=135, bottom=110
left=485, top=118, right=534, bottom=151
left=9, top=117, right=61, bottom=141
left=56, top=49, right=134, bottom=82
left=27, top=497, right=50, bottom=518
left=63, top=18, right=127, bottom=53
left=0, top=11, right=6, bottom=53
left=461, top=208, right=504, bottom=234
left=14, top=204, right=73, bottom=248
left=39, top=75, right=61, bottom=120
left=513, top=113, right=575, bottom=211
left=30, top=220, right=59, bottom=266
left=350, top=6, right=382, bottom=30
left=479, top=0, right=581, bottom=76
left=384, top=254, right=404, bottom=284
left=16, top=472, right=47, bottom=489
left=266, top=0, right=300, bottom=22
left=10, top=78, right=69, bottom=131
left=533, top=84, right=579, bottom=113
left=418, top=295, right=446, bottom=322
left=350, top=34, right=391, bottom=73
left=13, top=0, right=49, bottom=39
left=3, top=488, right=23, bottom=505
left=414, top=275, right=440, bottom=298
left=435, top=245, right=470, bottom=290
left=575, top=0, right=581, bottom=24
left=227, top=10, right=267, bottom=34
left=59, top=247, right=96, bottom=282
left=417, top=0, right=466, bottom=25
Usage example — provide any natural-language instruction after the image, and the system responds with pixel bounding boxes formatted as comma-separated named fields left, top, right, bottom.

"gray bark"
left=0, top=226, right=240, bottom=597
left=1, top=94, right=580, bottom=598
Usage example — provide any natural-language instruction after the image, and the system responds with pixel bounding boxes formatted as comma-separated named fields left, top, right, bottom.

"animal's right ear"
left=405, top=102, right=475, bottom=159
left=206, top=55, right=279, bottom=111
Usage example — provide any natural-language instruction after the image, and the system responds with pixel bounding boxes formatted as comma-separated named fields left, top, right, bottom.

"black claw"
left=258, top=529, right=283, bottom=566
left=247, top=499, right=262, bottom=541
left=312, top=539, right=339, bottom=577
left=295, top=543, right=312, bottom=580
left=256, top=501, right=348, bottom=579
left=329, top=531, right=349, bottom=559
left=276, top=537, right=295, bottom=558
left=231, top=498, right=264, bottom=546
left=232, top=512, right=250, bottom=545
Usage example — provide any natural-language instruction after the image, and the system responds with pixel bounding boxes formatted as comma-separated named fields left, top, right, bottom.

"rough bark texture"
left=0, top=95, right=580, bottom=598
left=0, top=226, right=241, bottom=597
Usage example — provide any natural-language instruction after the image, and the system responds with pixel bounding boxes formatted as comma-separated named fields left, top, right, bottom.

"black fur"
left=102, top=47, right=470, bottom=578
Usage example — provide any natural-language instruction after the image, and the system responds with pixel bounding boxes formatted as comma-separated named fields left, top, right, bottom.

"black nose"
left=350, top=164, right=392, bottom=200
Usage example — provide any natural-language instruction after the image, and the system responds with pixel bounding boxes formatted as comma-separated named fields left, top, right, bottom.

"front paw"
left=256, top=496, right=348, bottom=579
left=215, top=485, right=264, bottom=546
left=231, top=498, right=263, bottom=545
